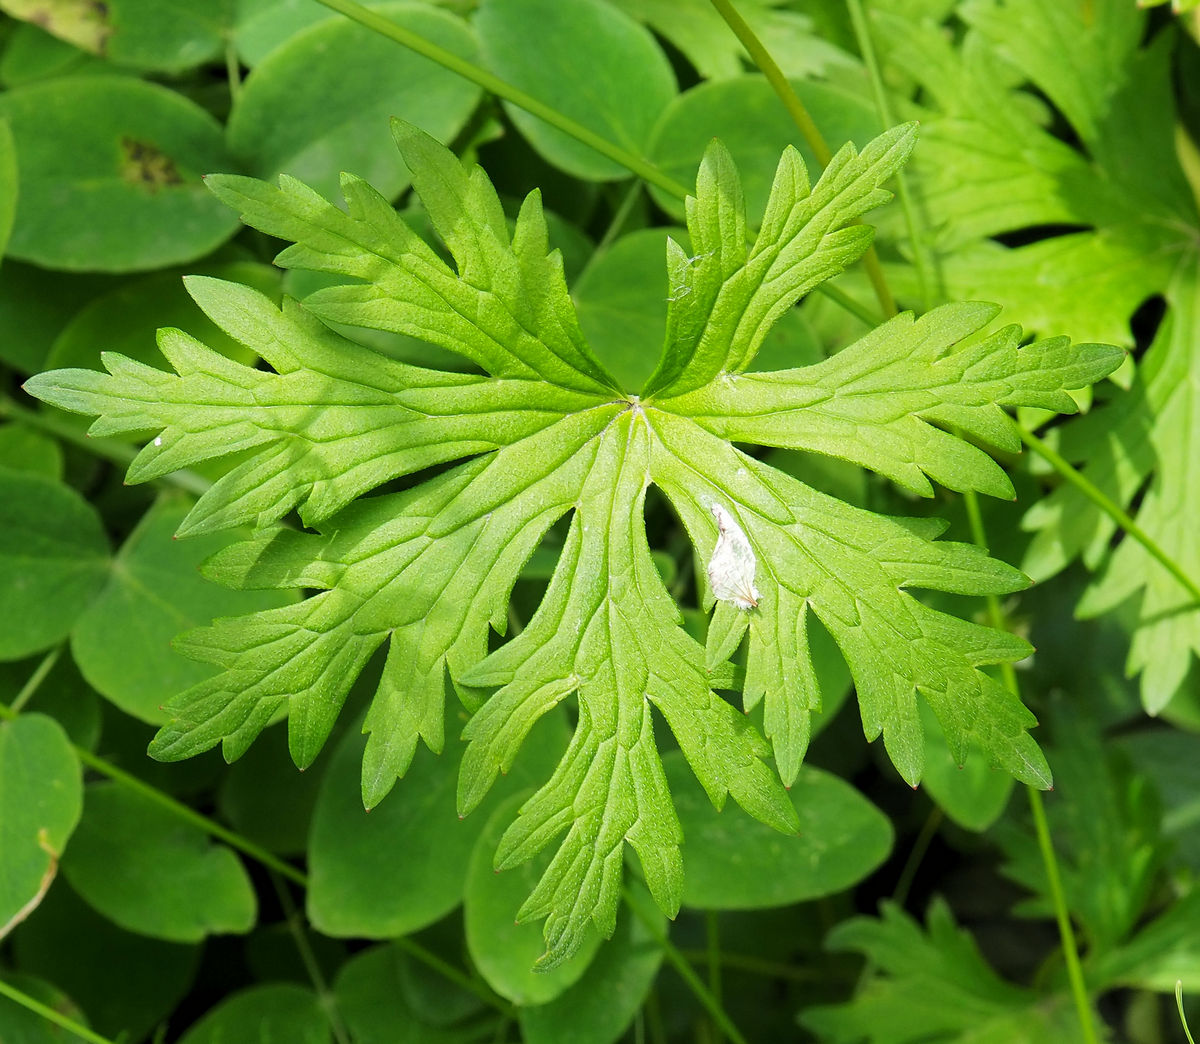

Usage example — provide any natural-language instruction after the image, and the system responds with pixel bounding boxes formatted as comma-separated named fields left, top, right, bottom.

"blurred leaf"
left=1089, top=890, right=1200, bottom=993
left=61, top=782, right=257, bottom=942
left=0, top=972, right=89, bottom=1043
left=0, top=76, right=239, bottom=271
left=464, top=793, right=603, bottom=1003
left=12, top=881, right=200, bottom=1040
left=0, top=471, right=110, bottom=661
left=648, top=75, right=878, bottom=220
left=228, top=3, right=482, bottom=201
left=1117, top=727, right=1200, bottom=873
left=519, top=879, right=664, bottom=1044
left=0, top=654, right=101, bottom=750
left=71, top=496, right=295, bottom=724
left=477, top=0, right=676, bottom=179
left=177, top=983, right=330, bottom=1044
left=663, top=751, right=892, bottom=910
left=0, top=262, right=116, bottom=373
left=0, top=714, right=82, bottom=940
left=333, top=943, right=493, bottom=1043
left=802, top=899, right=1096, bottom=1043
left=0, top=20, right=109, bottom=86
left=0, top=118, right=16, bottom=257
left=307, top=708, right=568, bottom=938
left=0, top=0, right=234, bottom=72
left=0, top=423, right=63, bottom=478
left=918, top=699, right=1014, bottom=832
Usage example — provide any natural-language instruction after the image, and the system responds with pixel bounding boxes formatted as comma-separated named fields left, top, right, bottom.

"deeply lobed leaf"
left=25, top=119, right=1121, bottom=964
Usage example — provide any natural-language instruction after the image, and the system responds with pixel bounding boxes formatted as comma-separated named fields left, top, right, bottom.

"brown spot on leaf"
left=1, top=0, right=112, bottom=56
left=120, top=136, right=184, bottom=193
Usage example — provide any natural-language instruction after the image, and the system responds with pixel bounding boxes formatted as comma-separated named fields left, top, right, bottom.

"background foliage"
left=1, top=0, right=1200, bottom=1041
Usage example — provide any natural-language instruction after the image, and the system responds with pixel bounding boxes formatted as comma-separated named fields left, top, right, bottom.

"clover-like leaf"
left=25, top=117, right=1122, bottom=965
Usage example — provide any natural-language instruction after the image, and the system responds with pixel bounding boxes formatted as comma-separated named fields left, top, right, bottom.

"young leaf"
left=25, top=119, right=1121, bottom=965
left=879, top=1, right=1200, bottom=710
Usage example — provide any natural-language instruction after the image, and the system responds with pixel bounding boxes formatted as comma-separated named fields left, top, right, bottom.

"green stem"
left=891, top=805, right=943, bottom=909
left=269, top=872, right=351, bottom=1044
left=309, top=0, right=690, bottom=200
left=1014, top=422, right=1200, bottom=607
left=679, top=949, right=822, bottom=983
left=391, top=936, right=515, bottom=1018
left=1178, top=981, right=1196, bottom=1044
left=623, top=888, right=749, bottom=1044
left=0, top=396, right=211, bottom=497
left=0, top=977, right=117, bottom=1044
left=961, top=488, right=1099, bottom=1044
left=707, top=0, right=896, bottom=318
left=845, top=0, right=935, bottom=311
left=5, top=700, right=311, bottom=891
left=705, top=910, right=723, bottom=1044
left=10, top=646, right=61, bottom=714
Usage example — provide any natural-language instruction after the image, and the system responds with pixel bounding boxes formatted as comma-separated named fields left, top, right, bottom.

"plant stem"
left=10, top=646, right=61, bottom=714
left=310, top=0, right=691, bottom=200
left=0, top=396, right=211, bottom=497
left=269, top=872, right=351, bottom=1044
left=1014, top=422, right=1200, bottom=607
left=961, top=488, right=1100, bottom=1044
left=891, top=805, right=943, bottom=908
left=705, top=910, right=723, bottom=1044
left=623, top=887, right=750, bottom=1044
left=392, top=936, right=515, bottom=1017
left=0, top=977, right=117, bottom=1044
left=1178, top=981, right=1196, bottom=1044
left=707, top=0, right=896, bottom=318
left=680, top=949, right=822, bottom=983
left=845, top=0, right=935, bottom=311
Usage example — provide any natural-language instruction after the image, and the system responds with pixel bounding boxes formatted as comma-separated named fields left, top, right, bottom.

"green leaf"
left=0, top=118, right=15, bottom=258
left=25, top=121, right=1120, bottom=966
left=0, top=972, right=90, bottom=1043
left=0, top=76, right=240, bottom=271
left=465, top=793, right=604, bottom=1004
left=12, top=881, right=200, bottom=1041
left=228, top=3, right=482, bottom=202
left=518, top=880, right=664, bottom=1044
left=802, top=899, right=1092, bottom=1043
left=0, top=714, right=82, bottom=939
left=60, top=782, right=257, bottom=942
left=1117, top=727, right=1200, bottom=874
left=0, top=471, right=110, bottom=661
left=476, top=0, right=677, bottom=179
left=70, top=496, right=295, bottom=723
left=176, top=984, right=330, bottom=1044
left=307, top=707, right=567, bottom=939
left=662, top=751, right=891, bottom=909
left=1089, top=891, right=1200, bottom=994
left=0, top=423, right=63, bottom=479
left=0, top=262, right=115, bottom=374
left=648, top=75, right=880, bottom=221
left=917, top=699, right=1014, bottom=832
left=0, top=0, right=234, bottom=72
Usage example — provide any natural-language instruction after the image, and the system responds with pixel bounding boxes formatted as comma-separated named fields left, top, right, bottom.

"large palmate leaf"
left=876, top=0, right=1200, bottom=711
left=25, top=119, right=1121, bottom=964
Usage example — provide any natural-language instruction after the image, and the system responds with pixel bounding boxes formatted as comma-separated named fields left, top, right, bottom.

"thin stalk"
left=1178, top=982, right=1196, bottom=1044
left=0, top=977, right=117, bottom=1044
left=225, top=42, right=243, bottom=103
left=707, top=0, right=896, bottom=317
left=391, top=936, right=515, bottom=1018
left=576, top=180, right=644, bottom=285
left=309, top=0, right=691, bottom=200
left=705, top=910, right=723, bottom=1044
left=270, top=872, right=350, bottom=1044
left=623, top=887, right=749, bottom=1044
left=0, top=396, right=211, bottom=497
left=845, top=0, right=935, bottom=311
left=679, top=949, right=822, bottom=983
left=961, top=488, right=1099, bottom=1044
left=10, top=646, right=62, bottom=714
left=1015, top=422, right=1200, bottom=607
left=891, top=805, right=943, bottom=908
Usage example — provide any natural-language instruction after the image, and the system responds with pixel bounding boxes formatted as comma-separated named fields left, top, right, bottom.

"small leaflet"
left=707, top=502, right=760, bottom=611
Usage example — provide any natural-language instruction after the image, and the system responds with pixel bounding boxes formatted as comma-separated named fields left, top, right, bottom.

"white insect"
left=706, top=503, right=760, bottom=611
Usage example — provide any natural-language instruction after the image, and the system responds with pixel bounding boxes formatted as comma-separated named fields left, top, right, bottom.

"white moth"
left=707, top=502, right=760, bottom=611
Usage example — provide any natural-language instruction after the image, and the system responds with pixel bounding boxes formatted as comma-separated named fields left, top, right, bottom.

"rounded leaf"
left=0, top=714, right=82, bottom=939
left=177, top=984, right=330, bottom=1044
left=665, top=751, right=893, bottom=909
left=60, top=782, right=257, bottom=942
left=918, top=701, right=1014, bottom=831
left=477, top=0, right=676, bottom=179
left=648, top=75, right=879, bottom=220
left=0, top=76, right=240, bottom=271
left=228, top=3, right=482, bottom=201
left=71, top=496, right=295, bottom=724
left=0, top=471, right=110, bottom=661
left=464, top=793, right=603, bottom=1005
